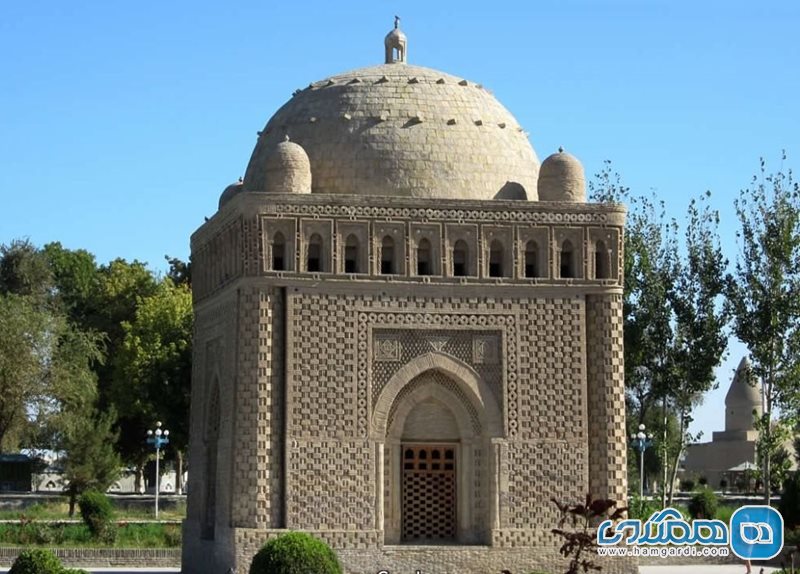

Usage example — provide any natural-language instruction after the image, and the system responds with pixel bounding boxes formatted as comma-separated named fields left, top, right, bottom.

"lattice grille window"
left=402, top=445, right=456, bottom=542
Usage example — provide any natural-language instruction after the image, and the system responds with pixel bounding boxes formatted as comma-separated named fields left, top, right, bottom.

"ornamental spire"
left=384, top=16, right=407, bottom=64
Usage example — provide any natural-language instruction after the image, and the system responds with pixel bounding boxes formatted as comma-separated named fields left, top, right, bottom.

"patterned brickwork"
left=192, top=193, right=626, bottom=305
left=387, top=370, right=482, bottom=436
left=242, top=214, right=262, bottom=277
left=231, top=287, right=285, bottom=528
left=357, top=306, right=517, bottom=438
left=492, top=528, right=561, bottom=547
left=266, top=198, right=621, bottom=225
left=502, top=440, right=588, bottom=530
left=193, top=217, right=244, bottom=301
left=188, top=295, right=236, bottom=527
left=285, top=291, right=588, bottom=441
left=189, top=283, right=627, bottom=574
left=371, top=328, right=502, bottom=406
left=233, top=528, right=382, bottom=565
left=286, top=293, right=359, bottom=437
left=184, top=34, right=636, bottom=574
left=516, top=297, right=587, bottom=440
left=286, top=439, right=375, bottom=530
left=586, top=294, right=628, bottom=504
left=229, top=528, right=638, bottom=574
left=472, top=444, right=487, bottom=540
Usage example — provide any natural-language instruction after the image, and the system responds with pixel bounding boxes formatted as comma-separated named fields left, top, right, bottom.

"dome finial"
left=284, top=134, right=290, bottom=142
left=385, top=16, right=407, bottom=64
left=558, top=146, right=564, bottom=153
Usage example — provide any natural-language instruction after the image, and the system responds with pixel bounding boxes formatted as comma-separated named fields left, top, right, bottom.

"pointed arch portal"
left=372, top=352, right=502, bottom=545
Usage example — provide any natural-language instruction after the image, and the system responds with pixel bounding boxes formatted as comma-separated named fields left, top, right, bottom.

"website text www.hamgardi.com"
left=597, top=546, right=730, bottom=558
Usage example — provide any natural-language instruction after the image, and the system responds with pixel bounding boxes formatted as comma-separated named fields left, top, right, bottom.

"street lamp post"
left=630, top=423, right=654, bottom=498
left=146, top=421, right=170, bottom=519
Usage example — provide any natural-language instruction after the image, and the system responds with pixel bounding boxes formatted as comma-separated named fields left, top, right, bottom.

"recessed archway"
left=374, top=353, right=502, bottom=546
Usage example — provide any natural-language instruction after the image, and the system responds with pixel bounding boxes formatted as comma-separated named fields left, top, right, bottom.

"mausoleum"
left=681, top=358, right=786, bottom=490
left=183, top=20, right=633, bottom=574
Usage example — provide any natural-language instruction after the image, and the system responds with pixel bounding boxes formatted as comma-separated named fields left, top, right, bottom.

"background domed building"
left=184, top=21, right=632, bottom=574
left=682, top=357, right=796, bottom=490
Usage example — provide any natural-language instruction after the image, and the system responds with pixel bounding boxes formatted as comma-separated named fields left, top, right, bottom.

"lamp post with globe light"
left=630, top=423, right=653, bottom=498
left=146, top=421, right=169, bottom=518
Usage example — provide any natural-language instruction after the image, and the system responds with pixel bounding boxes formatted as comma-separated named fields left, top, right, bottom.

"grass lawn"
left=0, top=498, right=184, bottom=548
left=0, top=499, right=186, bottom=521
left=0, top=522, right=181, bottom=547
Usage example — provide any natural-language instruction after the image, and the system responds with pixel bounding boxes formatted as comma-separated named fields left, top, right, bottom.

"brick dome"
left=243, top=62, right=540, bottom=200
left=263, top=137, right=312, bottom=194
left=538, top=148, right=586, bottom=202
left=218, top=179, right=243, bottom=209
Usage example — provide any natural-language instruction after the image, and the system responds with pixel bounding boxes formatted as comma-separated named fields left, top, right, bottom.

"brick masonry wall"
left=186, top=193, right=630, bottom=574
left=233, top=528, right=638, bottom=574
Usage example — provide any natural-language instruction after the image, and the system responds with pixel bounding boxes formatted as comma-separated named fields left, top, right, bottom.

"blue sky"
left=1, top=1, right=798, bottom=439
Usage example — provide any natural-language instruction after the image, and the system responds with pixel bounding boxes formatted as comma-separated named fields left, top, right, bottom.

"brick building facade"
left=183, top=22, right=634, bottom=574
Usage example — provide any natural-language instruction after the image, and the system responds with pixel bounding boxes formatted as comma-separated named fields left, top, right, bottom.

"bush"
left=78, top=490, right=115, bottom=542
left=680, top=478, right=695, bottom=492
left=698, top=476, right=708, bottom=486
left=627, top=496, right=659, bottom=521
left=714, top=505, right=736, bottom=524
left=779, top=472, right=800, bottom=529
left=9, top=549, right=63, bottom=574
left=249, top=532, right=342, bottom=574
left=116, top=523, right=181, bottom=548
left=688, top=488, right=718, bottom=519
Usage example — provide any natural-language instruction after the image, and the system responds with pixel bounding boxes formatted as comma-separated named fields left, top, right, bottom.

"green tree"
left=0, top=240, right=119, bottom=511
left=589, top=164, right=674, bottom=426
left=165, top=255, right=191, bottom=287
left=590, top=167, right=728, bottom=507
left=0, top=241, right=103, bottom=453
left=662, top=193, right=728, bottom=506
left=115, top=278, right=192, bottom=493
left=727, top=153, right=800, bottom=505
left=42, top=242, right=98, bottom=324
left=590, top=166, right=677, bottom=505
left=0, top=293, right=52, bottom=449
left=47, top=257, right=159, bottom=489
left=61, top=408, right=120, bottom=516
left=0, top=239, right=52, bottom=301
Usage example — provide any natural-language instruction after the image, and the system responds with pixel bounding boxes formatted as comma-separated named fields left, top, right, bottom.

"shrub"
left=77, top=490, right=114, bottom=541
left=116, top=523, right=181, bottom=548
left=9, top=549, right=63, bottom=574
left=627, top=496, right=659, bottom=521
left=779, top=472, right=800, bottom=529
left=698, top=476, right=708, bottom=486
left=680, top=478, right=695, bottom=492
left=249, top=532, right=342, bottom=574
left=688, top=487, right=718, bottom=519
left=714, top=505, right=736, bottom=524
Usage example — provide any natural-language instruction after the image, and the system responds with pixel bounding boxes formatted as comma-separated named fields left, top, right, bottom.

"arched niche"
left=374, top=353, right=501, bottom=546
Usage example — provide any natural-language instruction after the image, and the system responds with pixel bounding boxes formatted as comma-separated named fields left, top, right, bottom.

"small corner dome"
left=538, top=148, right=586, bottom=202
left=264, top=137, right=312, bottom=194
left=218, top=178, right=244, bottom=209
